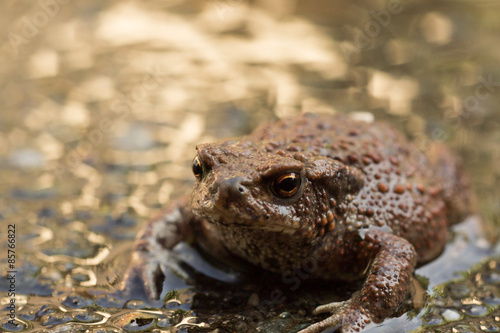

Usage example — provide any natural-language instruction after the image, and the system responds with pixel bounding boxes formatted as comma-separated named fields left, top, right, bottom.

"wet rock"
left=73, top=311, right=104, bottom=323
left=256, top=318, right=291, bottom=333
left=62, top=294, right=94, bottom=309
left=40, top=311, right=74, bottom=326
left=464, top=304, right=489, bottom=317
left=442, top=309, right=462, bottom=322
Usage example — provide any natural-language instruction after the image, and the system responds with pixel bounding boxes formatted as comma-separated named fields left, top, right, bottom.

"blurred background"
left=1, top=0, right=500, bottom=332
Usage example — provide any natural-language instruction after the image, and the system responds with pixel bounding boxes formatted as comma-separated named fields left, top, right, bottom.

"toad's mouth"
left=190, top=184, right=302, bottom=233
left=210, top=217, right=299, bottom=233
left=192, top=202, right=300, bottom=233
left=191, top=196, right=257, bottom=222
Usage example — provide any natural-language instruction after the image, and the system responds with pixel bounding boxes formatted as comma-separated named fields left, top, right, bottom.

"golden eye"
left=192, top=156, right=203, bottom=180
left=272, top=173, right=301, bottom=198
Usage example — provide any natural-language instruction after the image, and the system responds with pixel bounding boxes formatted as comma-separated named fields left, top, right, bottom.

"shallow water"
left=1, top=0, right=500, bottom=332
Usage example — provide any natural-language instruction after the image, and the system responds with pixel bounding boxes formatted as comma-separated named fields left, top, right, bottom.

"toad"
left=123, top=113, right=473, bottom=332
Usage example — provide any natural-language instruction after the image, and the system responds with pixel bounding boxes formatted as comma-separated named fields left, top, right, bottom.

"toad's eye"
left=192, top=156, right=203, bottom=180
left=272, top=173, right=301, bottom=198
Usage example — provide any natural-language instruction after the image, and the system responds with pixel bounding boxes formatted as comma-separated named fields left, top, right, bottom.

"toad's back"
left=250, top=113, right=473, bottom=264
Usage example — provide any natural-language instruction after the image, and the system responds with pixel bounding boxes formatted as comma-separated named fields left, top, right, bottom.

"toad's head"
left=190, top=138, right=364, bottom=239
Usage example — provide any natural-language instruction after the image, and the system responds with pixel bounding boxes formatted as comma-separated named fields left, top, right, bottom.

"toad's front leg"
left=122, top=195, right=196, bottom=299
left=299, top=230, right=417, bottom=333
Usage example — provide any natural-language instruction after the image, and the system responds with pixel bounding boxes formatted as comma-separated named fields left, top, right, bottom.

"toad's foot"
left=122, top=247, right=188, bottom=300
left=299, top=299, right=371, bottom=333
left=122, top=194, right=239, bottom=300
left=312, top=300, right=348, bottom=315
left=122, top=196, right=195, bottom=300
left=300, top=230, right=417, bottom=333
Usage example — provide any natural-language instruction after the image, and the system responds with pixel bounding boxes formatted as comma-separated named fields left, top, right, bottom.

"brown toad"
left=123, top=113, right=473, bottom=332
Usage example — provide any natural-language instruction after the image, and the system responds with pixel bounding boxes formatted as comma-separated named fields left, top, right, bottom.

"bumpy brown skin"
left=124, top=113, right=473, bottom=333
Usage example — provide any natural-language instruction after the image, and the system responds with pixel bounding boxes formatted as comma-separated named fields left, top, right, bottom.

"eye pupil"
left=192, top=156, right=203, bottom=179
left=272, top=173, right=301, bottom=198
left=279, top=176, right=298, bottom=192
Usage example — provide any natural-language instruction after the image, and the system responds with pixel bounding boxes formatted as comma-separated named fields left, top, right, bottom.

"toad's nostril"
left=222, top=177, right=248, bottom=198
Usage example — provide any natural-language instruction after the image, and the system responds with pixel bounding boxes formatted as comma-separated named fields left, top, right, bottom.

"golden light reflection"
left=1, top=0, right=499, bottom=331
